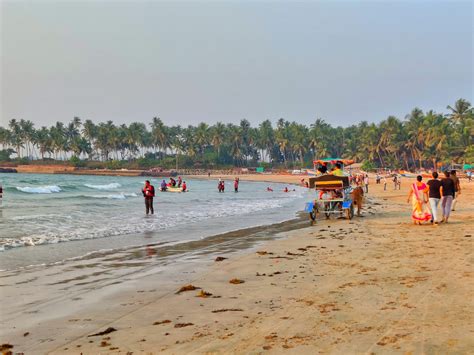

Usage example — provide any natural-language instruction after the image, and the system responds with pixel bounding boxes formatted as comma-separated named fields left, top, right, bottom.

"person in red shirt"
left=142, top=180, right=155, bottom=215
left=234, top=178, right=239, bottom=192
left=182, top=181, right=187, bottom=192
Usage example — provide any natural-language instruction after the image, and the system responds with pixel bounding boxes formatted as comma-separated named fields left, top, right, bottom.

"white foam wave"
left=16, top=185, right=62, bottom=194
left=0, top=184, right=304, bottom=252
left=91, top=192, right=137, bottom=200
left=84, top=183, right=121, bottom=190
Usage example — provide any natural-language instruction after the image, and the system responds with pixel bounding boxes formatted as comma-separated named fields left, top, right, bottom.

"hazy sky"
left=1, top=0, right=472, bottom=128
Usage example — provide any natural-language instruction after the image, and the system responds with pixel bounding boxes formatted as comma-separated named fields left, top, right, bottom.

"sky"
left=1, top=0, right=473, bottom=128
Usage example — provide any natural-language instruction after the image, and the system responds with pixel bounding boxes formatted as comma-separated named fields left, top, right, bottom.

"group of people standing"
left=408, top=170, right=461, bottom=225
left=218, top=178, right=239, bottom=193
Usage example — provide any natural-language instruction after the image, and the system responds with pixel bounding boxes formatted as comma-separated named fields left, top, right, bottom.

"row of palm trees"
left=0, top=99, right=472, bottom=170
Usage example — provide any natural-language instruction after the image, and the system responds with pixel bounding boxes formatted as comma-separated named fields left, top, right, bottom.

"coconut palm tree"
left=257, top=120, right=274, bottom=163
left=35, top=126, right=53, bottom=159
left=82, top=119, right=98, bottom=159
left=194, top=122, right=209, bottom=156
left=211, top=122, right=226, bottom=160
left=447, top=98, right=472, bottom=125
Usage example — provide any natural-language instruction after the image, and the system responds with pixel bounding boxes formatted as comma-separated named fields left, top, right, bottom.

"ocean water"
left=0, top=173, right=306, bottom=269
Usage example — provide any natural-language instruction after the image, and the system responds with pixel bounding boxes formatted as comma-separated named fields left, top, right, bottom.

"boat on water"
left=160, top=186, right=187, bottom=193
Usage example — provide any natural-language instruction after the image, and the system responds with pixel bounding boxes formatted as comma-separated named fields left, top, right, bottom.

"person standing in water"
left=182, top=181, right=187, bottom=192
left=218, top=179, right=225, bottom=192
left=234, top=178, right=239, bottom=192
left=142, top=180, right=155, bottom=215
left=0, top=183, right=3, bottom=207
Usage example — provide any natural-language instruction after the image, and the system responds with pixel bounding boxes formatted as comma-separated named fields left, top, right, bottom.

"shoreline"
left=1, top=175, right=473, bottom=353
left=0, top=213, right=310, bottom=353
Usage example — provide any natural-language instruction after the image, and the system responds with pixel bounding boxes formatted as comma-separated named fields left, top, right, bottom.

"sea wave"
left=0, top=184, right=305, bottom=252
left=84, top=183, right=121, bottom=190
left=16, top=185, right=62, bottom=194
left=90, top=192, right=138, bottom=200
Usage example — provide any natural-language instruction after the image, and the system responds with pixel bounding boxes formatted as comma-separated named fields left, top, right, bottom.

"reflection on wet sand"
left=0, top=213, right=307, bottom=345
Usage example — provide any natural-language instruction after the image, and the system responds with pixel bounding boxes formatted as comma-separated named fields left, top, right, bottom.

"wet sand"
left=2, top=177, right=473, bottom=354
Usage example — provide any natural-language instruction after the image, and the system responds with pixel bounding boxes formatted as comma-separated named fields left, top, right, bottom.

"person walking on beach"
left=407, top=175, right=431, bottom=225
left=383, top=176, right=387, bottom=191
left=142, top=180, right=155, bottom=215
left=427, top=172, right=442, bottom=224
left=440, top=171, right=455, bottom=223
left=364, top=174, right=369, bottom=193
left=450, top=170, right=461, bottom=211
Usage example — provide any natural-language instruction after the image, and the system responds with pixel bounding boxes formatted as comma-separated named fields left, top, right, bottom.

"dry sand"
left=3, top=175, right=473, bottom=354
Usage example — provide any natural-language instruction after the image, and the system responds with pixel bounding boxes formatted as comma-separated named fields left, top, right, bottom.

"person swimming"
left=267, top=187, right=273, bottom=192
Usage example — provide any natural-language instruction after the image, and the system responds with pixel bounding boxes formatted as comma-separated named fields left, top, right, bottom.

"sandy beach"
left=1, top=175, right=473, bottom=354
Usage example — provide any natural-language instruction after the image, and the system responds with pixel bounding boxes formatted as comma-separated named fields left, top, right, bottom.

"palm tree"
left=194, top=122, right=209, bottom=155
left=82, top=119, right=97, bottom=159
left=447, top=98, right=472, bottom=125
left=0, top=126, right=12, bottom=150
left=150, top=117, right=166, bottom=157
left=8, top=119, right=24, bottom=158
left=211, top=122, right=226, bottom=160
left=257, top=120, right=274, bottom=163
left=35, top=127, right=53, bottom=159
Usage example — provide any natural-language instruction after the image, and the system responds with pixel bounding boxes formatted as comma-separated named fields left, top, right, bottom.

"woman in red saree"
left=407, top=175, right=432, bottom=225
